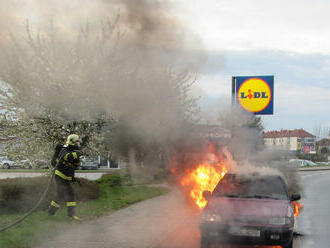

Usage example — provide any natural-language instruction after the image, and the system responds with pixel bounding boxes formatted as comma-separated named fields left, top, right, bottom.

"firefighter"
left=48, top=134, right=82, bottom=220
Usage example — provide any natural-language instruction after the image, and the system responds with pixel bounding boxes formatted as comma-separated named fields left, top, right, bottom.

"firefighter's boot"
left=70, top=215, right=82, bottom=221
left=48, top=200, right=60, bottom=216
left=67, top=201, right=80, bottom=220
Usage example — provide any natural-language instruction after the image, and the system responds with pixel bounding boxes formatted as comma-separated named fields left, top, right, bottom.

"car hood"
left=207, top=197, right=290, bottom=217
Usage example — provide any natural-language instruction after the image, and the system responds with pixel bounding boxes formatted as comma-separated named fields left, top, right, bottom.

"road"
left=0, top=171, right=106, bottom=180
left=294, top=170, right=330, bottom=248
left=31, top=170, right=330, bottom=248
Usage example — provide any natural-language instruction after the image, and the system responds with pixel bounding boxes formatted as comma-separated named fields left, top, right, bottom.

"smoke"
left=0, top=0, right=206, bottom=175
left=0, top=0, right=199, bottom=57
left=115, top=0, right=183, bottom=47
left=0, top=0, right=301, bottom=191
left=218, top=106, right=302, bottom=195
left=168, top=101, right=302, bottom=195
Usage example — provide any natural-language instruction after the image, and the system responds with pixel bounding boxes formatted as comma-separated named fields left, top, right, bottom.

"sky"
left=175, top=0, right=330, bottom=137
left=1, top=0, right=329, bottom=138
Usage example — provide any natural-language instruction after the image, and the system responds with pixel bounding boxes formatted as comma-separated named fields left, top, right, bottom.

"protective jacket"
left=55, top=145, right=81, bottom=180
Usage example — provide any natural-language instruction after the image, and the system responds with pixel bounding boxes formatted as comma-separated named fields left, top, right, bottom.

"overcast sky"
left=1, top=0, right=329, bottom=137
left=175, top=0, right=330, bottom=137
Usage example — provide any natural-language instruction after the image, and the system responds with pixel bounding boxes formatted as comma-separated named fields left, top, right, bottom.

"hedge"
left=96, top=170, right=166, bottom=186
left=96, top=173, right=133, bottom=186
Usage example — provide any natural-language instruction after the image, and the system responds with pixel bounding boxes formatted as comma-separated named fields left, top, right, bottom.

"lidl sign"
left=232, top=76, right=274, bottom=115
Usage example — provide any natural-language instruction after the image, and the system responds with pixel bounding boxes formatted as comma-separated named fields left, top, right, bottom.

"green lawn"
left=0, top=185, right=170, bottom=248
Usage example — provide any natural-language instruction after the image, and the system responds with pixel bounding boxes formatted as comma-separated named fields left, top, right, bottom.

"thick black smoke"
left=0, top=0, right=206, bottom=180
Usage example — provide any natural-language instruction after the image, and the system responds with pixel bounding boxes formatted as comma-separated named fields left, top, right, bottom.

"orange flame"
left=180, top=162, right=228, bottom=209
left=258, top=246, right=282, bottom=248
left=293, top=201, right=303, bottom=217
left=171, top=143, right=234, bottom=209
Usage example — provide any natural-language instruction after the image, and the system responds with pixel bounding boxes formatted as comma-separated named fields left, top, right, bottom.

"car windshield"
left=213, top=175, right=289, bottom=200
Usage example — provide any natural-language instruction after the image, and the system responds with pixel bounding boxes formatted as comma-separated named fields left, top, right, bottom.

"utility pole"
left=231, top=76, right=237, bottom=106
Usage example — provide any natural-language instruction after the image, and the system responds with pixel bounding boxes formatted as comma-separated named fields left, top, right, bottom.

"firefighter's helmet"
left=66, top=134, right=81, bottom=149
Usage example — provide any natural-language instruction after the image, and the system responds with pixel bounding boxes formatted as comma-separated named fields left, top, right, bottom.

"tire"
left=282, top=240, right=293, bottom=248
left=4, top=163, right=10, bottom=169
left=200, top=236, right=212, bottom=248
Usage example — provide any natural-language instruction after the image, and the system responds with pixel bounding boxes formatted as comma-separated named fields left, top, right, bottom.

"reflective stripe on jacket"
left=56, top=146, right=81, bottom=179
left=55, top=169, right=72, bottom=181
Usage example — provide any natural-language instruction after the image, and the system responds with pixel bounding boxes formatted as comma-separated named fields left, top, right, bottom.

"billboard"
left=297, top=138, right=302, bottom=151
left=302, top=142, right=316, bottom=154
left=232, top=76, right=274, bottom=115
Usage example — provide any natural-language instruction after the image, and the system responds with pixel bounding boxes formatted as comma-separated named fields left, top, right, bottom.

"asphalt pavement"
left=294, top=170, right=330, bottom=248
left=35, top=188, right=200, bottom=248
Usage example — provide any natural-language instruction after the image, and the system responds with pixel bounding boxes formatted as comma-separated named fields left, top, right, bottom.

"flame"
left=293, top=201, right=303, bottom=217
left=180, top=162, right=228, bottom=209
left=172, top=143, right=233, bottom=209
left=255, top=246, right=282, bottom=248
left=171, top=167, right=176, bottom=174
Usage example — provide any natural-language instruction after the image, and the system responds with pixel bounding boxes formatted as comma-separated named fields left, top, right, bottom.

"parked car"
left=34, top=159, right=49, bottom=169
left=289, top=159, right=316, bottom=167
left=1, top=159, right=20, bottom=169
left=80, top=161, right=99, bottom=170
left=200, top=173, right=300, bottom=248
left=316, top=161, right=330, bottom=166
left=18, top=159, right=33, bottom=169
left=1, top=159, right=15, bottom=169
left=1, top=158, right=33, bottom=169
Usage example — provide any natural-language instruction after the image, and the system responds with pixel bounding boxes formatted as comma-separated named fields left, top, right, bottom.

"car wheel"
left=282, top=240, right=293, bottom=248
left=4, top=163, right=10, bottom=169
left=200, top=237, right=212, bottom=248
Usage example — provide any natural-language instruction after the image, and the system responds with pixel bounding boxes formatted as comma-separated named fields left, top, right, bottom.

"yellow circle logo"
left=238, top=78, right=271, bottom=113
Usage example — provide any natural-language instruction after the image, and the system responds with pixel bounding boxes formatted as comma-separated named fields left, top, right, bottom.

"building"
left=316, top=136, right=330, bottom=161
left=263, top=129, right=316, bottom=155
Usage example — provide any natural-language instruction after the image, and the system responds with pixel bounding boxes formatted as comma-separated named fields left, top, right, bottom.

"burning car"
left=199, top=173, right=301, bottom=248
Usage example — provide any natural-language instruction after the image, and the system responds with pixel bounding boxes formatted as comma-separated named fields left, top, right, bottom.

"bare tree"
left=314, top=123, right=330, bottom=140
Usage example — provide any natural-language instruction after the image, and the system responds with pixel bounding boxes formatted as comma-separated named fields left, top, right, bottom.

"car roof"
left=223, top=173, right=283, bottom=180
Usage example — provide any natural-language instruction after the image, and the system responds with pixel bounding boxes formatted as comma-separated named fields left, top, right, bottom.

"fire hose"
left=0, top=168, right=57, bottom=233
left=0, top=159, right=88, bottom=233
left=0, top=166, right=83, bottom=233
left=0, top=169, right=54, bottom=232
left=0, top=164, right=84, bottom=233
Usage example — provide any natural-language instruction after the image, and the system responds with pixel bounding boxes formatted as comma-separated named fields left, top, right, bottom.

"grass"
left=0, top=184, right=170, bottom=248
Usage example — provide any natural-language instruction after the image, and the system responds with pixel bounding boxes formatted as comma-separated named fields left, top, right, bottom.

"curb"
left=299, top=166, right=330, bottom=171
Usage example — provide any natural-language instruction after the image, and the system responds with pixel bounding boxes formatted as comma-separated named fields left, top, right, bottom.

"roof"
left=317, top=138, right=330, bottom=146
left=263, top=129, right=315, bottom=138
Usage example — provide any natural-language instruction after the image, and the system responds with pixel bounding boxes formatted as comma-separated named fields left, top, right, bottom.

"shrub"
left=96, top=170, right=167, bottom=186
left=73, top=178, right=100, bottom=201
left=0, top=176, right=99, bottom=214
left=96, top=173, right=132, bottom=187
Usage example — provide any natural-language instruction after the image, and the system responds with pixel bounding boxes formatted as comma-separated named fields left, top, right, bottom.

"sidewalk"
left=35, top=188, right=200, bottom=248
